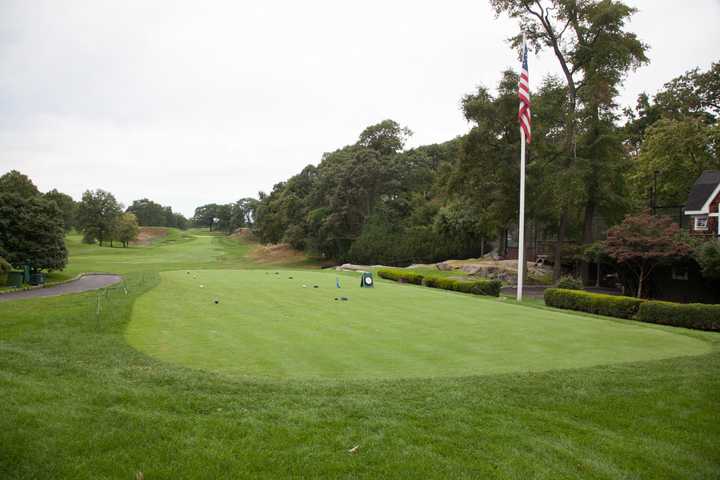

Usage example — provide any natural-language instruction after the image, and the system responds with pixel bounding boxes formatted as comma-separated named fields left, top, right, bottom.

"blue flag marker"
left=336, top=277, right=341, bottom=288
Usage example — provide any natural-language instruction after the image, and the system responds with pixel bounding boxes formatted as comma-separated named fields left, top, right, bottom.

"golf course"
left=128, top=270, right=708, bottom=379
left=1, top=229, right=718, bottom=479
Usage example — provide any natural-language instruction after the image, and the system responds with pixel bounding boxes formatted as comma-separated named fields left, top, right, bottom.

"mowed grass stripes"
left=126, top=270, right=710, bottom=379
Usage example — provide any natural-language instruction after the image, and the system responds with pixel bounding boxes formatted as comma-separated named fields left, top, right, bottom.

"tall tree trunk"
left=553, top=209, right=568, bottom=281
left=524, top=3, right=580, bottom=285
left=581, top=198, right=597, bottom=285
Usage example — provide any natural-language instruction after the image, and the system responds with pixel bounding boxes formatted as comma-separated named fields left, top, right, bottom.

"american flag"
left=518, top=37, right=531, bottom=144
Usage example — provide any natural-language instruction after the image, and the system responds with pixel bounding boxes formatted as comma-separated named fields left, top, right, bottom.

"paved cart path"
left=500, top=285, right=623, bottom=298
left=0, top=274, right=122, bottom=302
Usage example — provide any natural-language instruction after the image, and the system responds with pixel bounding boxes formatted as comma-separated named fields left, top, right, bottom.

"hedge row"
left=422, top=276, right=502, bottom=297
left=377, top=269, right=501, bottom=297
left=544, top=288, right=720, bottom=331
left=377, top=269, right=424, bottom=285
left=544, top=288, right=644, bottom=319
left=637, top=301, right=720, bottom=332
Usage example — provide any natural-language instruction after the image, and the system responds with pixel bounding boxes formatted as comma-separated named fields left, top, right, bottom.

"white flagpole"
left=517, top=129, right=526, bottom=302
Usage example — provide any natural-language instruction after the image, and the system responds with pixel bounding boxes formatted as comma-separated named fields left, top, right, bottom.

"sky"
left=1, top=1, right=719, bottom=218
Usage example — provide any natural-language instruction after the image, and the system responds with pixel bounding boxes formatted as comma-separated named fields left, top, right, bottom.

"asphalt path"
left=0, top=274, right=122, bottom=302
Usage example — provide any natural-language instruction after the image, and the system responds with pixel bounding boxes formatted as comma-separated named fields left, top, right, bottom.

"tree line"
left=245, top=0, right=719, bottom=283
left=0, top=170, right=196, bottom=272
left=190, top=199, right=258, bottom=234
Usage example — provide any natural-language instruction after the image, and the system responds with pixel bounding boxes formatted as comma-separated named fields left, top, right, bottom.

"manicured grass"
left=61, top=228, right=322, bottom=278
left=127, top=269, right=709, bottom=379
left=1, top=231, right=719, bottom=478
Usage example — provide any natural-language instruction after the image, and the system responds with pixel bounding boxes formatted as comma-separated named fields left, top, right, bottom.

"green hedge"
left=544, top=288, right=644, bottom=319
left=377, top=269, right=424, bottom=285
left=544, top=288, right=720, bottom=332
left=423, top=276, right=501, bottom=296
left=637, top=301, right=720, bottom=332
left=378, top=269, right=501, bottom=297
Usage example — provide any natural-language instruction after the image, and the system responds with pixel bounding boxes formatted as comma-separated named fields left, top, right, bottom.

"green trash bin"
left=29, top=272, right=45, bottom=286
left=7, top=271, right=24, bottom=288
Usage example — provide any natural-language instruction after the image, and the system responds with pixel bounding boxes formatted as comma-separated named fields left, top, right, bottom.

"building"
left=684, top=170, right=720, bottom=238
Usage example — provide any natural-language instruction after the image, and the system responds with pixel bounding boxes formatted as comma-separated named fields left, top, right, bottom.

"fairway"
left=127, top=269, right=710, bottom=379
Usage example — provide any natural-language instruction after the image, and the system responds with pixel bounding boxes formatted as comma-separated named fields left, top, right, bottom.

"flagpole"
left=517, top=129, right=526, bottom=302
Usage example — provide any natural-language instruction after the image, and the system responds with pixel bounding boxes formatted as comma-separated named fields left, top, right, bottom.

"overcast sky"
left=1, top=1, right=718, bottom=217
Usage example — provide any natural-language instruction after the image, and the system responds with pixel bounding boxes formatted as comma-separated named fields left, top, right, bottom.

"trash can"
left=23, top=265, right=31, bottom=283
left=7, top=271, right=24, bottom=288
left=29, top=272, right=45, bottom=286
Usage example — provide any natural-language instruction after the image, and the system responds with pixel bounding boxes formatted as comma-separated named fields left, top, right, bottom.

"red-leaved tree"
left=604, top=212, right=691, bottom=298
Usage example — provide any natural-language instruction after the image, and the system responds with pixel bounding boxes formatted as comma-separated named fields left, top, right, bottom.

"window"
left=695, top=215, right=708, bottom=230
left=672, top=266, right=689, bottom=281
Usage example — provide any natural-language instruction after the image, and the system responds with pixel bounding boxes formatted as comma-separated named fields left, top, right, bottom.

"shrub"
left=637, top=301, right=720, bottom=332
left=0, top=256, right=11, bottom=273
left=555, top=275, right=583, bottom=290
left=0, top=256, right=11, bottom=286
left=469, top=279, right=502, bottom=297
left=422, top=276, right=453, bottom=289
left=379, top=269, right=501, bottom=297
left=544, top=288, right=644, bottom=319
left=423, top=276, right=501, bottom=297
left=377, top=269, right=424, bottom=285
left=694, top=240, right=720, bottom=280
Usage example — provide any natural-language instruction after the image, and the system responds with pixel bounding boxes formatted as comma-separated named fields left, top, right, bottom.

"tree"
left=694, top=240, right=720, bottom=280
left=0, top=193, right=67, bottom=271
left=127, top=198, right=170, bottom=226
left=625, top=62, right=720, bottom=209
left=583, top=241, right=610, bottom=287
left=114, top=213, right=140, bottom=247
left=0, top=170, right=41, bottom=198
left=45, top=189, right=77, bottom=232
left=491, top=0, right=647, bottom=279
left=172, top=212, right=189, bottom=230
left=252, top=119, right=420, bottom=259
left=604, top=212, right=691, bottom=298
left=230, top=198, right=258, bottom=230
left=449, top=73, right=523, bottom=251
left=77, top=189, right=122, bottom=246
left=653, top=62, right=720, bottom=121
left=192, top=203, right=222, bottom=230
left=357, top=119, right=412, bottom=155
left=631, top=118, right=720, bottom=206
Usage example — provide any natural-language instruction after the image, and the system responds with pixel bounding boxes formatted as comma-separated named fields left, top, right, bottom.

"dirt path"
left=0, top=274, right=122, bottom=302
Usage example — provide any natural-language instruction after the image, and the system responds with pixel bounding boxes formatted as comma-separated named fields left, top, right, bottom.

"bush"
left=377, top=269, right=424, bottom=285
left=379, top=269, right=501, bottom=297
left=555, top=275, right=583, bottom=290
left=544, top=288, right=644, bottom=319
left=423, top=276, right=501, bottom=297
left=0, top=256, right=11, bottom=286
left=637, top=301, right=720, bottom=332
left=694, top=240, right=720, bottom=280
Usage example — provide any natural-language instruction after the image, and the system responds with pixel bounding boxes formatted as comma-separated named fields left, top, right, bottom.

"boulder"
left=460, top=265, right=484, bottom=275
left=336, top=263, right=389, bottom=272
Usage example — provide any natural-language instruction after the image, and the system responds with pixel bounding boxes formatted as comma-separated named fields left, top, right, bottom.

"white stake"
left=517, top=129, right=526, bottom=302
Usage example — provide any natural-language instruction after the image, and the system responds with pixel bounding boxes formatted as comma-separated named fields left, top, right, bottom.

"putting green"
left=126, top=270, right=711, bottom=379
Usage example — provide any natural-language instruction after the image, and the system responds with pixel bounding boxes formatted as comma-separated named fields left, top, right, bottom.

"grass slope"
left=127, top=269, right=709, bottom=379
left=56, top=229, right=320, bottom=280
left=1, top=231, right=719, bottom=478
